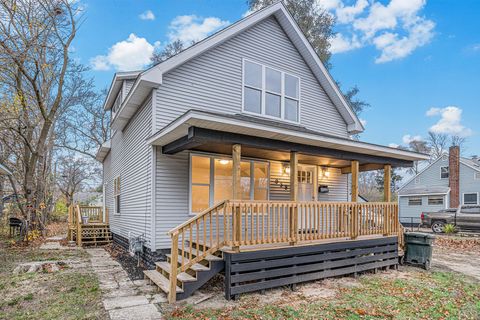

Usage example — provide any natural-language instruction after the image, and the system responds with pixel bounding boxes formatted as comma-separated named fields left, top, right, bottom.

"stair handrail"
left=167, top=200, right=228, bottom=236
left=167, top=200, right=229, bottom=303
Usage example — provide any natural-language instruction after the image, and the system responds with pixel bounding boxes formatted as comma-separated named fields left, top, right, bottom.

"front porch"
left=143, top=110, right=425, bottom=302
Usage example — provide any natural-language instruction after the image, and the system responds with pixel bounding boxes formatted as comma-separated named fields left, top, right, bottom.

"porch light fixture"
left=219, top=159, right=230, bottom=165
left=283, top=164, right=290, bottom=175
left=321, top=167, right=330, bottom=179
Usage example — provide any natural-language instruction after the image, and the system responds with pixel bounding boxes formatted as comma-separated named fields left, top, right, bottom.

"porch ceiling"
left=147, top=110, right=429, bottom=169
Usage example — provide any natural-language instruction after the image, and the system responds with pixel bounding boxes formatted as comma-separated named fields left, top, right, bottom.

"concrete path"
left=86, top=248, right=165, bottom=320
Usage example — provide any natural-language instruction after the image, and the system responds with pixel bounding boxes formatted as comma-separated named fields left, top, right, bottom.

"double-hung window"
left=114, top=176, right=121, bottom=214
left=243, top=60, right=300, bottom=122
left=190, top=155, right=269, bottom=214
left=463, top=193, right=479, bottom=205
left=440, top=166, right=449, bottom=179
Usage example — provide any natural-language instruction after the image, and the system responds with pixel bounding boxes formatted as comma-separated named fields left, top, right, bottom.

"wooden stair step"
left=169, top=251, right=222, bottom=263
left=143, top=270, right=183, bottom=293
left=154, top=262, right=197, bottom=282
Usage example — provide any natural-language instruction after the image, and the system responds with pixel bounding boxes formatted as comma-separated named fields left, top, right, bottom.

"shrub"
left=443, top=223, right=456, bottom=234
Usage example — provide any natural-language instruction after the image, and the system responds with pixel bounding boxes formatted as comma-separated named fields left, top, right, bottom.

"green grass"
left=0, top=233, right=105, bottom=320
left=166, top=271, right=480, bottom=320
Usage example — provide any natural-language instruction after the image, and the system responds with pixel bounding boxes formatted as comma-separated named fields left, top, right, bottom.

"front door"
left=297, top=165, right=316, bottom=201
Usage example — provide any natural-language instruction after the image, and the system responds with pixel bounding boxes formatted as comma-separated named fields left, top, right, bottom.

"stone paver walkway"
left=86, top=248, right=165, bottom=320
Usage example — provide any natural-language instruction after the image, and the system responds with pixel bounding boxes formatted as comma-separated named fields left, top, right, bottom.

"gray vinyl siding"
left=155, top=151, right=190, bottom=249
left=269, top=161, right=349, bottom=202
left=401, top=157, right=449, bottom=191
left=106, top=98, right=153, bottom=248
left=154, top=16, right=348, bottom=137
left=459, top=163, right=480, bottom=204
left=123, top=80, right=135, bottom=100
left=154, top=153, right=350, bottom=249
left=399, top=195, right=446, bottom=223
left=103, top=152, right=113, bottom=213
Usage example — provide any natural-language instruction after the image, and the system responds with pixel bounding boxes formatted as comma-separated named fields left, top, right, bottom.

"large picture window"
left=243, top=60, right=300, bottom=122
left=190, top=155, right=269, bottom=213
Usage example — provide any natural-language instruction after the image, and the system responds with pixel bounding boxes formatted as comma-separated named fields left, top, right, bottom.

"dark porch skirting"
left=224, top=236, right=398, bottom=300
left=112, top=233, right=168, bottom=269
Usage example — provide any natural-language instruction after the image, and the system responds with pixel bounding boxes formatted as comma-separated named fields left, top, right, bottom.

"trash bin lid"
left=405, top=232, right=435, bottom=239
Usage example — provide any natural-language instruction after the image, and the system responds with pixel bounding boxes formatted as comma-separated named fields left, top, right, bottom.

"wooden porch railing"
left=167, top=200, right=399, bottom=302
left=67, top=204, right=109, bottom=246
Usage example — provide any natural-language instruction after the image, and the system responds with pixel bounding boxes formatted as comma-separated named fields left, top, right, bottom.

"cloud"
left=427, top=106, right=472, bottom=137
left=319, top=0, right=435, bottom=63
left=359, top=118, right=367, bottom=127
left=139, top=10, right=155, bottom=21
left=90, top=34, right=160, bottom=71
left=402, top=134, right=423, bottom=144
left=472, top=43, right=480, bottom=51
left=330, top=33, right=362, bottom=53
left=389, top=143, right=399, bottom=148
left=168, top=15, right=229, bottom=43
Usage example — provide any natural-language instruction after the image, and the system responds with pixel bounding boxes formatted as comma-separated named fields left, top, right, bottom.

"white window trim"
left=408, top=197, right=422, bottom=206
left=427, top=195, right=444, bottom=206
left=462, top=192, right=479, bottom=205
left=189, top=152, right=270, bottom=215
left=440, top=166, right=449, bottom=179
left=242, top=58, right=301, bottom=124
left=113, top=176, right=121, bottom=215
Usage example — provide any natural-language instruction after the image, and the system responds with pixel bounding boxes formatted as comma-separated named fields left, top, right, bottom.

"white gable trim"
left=114, top=2, right=363, bottom=133
left=398, top=153, right=480, bottom=192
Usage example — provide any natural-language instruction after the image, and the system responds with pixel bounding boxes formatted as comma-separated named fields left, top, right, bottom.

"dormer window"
left=243, top=59, right=300, bottom=122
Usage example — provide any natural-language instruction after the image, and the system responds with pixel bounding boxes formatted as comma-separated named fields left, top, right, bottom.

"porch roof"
left=147, top=110, right=429, bottom=168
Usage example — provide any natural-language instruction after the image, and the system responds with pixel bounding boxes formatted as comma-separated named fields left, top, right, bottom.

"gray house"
left=96, top=2, right=426, bottom=302
left=398, top=146, right=480, bottom=225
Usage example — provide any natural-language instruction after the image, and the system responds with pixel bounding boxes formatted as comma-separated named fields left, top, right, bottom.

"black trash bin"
left=404, top=232, right=435, bottom=270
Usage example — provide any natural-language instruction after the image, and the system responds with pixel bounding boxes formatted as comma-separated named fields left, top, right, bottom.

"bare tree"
left=450, top=135, right=466, bottom=152
left=0, top=0, right=80, bottom=229
left=151, top=39, right=186, bottom=65
left=427, top=132, right=448, bottom=160
left=56, top=88, right=110, bottom=160
left=57, top=154, right=99, bottom=208
left=408, top=139, right=430, bottom=174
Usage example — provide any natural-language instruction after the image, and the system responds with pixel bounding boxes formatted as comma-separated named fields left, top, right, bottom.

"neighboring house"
left=73, top=191, right=103, bottom=206
left=96, top=2, right=426, bottom=302
left=398, top=146, right=480, bottom=225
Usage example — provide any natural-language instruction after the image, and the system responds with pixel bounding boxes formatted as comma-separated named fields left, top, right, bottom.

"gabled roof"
left=398, top=153, right=480, bottom=192
left=111, top=2, right=364, bottom=133
left=95, top=140, right=111, bottom=162
left=103, top=70, right=141, bottom=111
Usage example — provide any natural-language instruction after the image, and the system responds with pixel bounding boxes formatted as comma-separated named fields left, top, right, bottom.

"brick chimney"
left=449, top=146, right=460, bottom=208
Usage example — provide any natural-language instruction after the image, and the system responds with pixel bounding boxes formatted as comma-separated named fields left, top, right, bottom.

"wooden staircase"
left=144, top=201, right=230, bottom=302
left=144, top=241, right=224, bottom=301
left=67, top=205, right=112, bottom=247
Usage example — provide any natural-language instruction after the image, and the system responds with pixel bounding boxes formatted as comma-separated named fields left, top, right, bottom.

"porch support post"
left=232, top=144, right=241, bottom=252
left=383, top=164, right=392, bottom=202
left=289, top=152, right=298, bottom=245
left=351, top=160, right=359, bottom=202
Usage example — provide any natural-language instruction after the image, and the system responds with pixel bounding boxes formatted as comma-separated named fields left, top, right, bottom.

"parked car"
left=421, top=205, right=480, bottom=233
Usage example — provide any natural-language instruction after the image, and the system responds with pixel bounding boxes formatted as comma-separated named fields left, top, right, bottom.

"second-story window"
left=440, top=166, right=449, bottom=179
left=243, top=60, right=300, bottom=122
